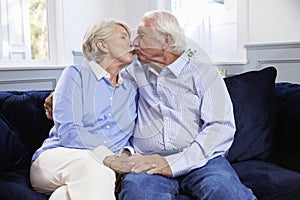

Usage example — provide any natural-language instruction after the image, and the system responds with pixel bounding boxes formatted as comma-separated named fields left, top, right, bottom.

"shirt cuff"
left=165, top=153, right=189, bottom=177
left=119, top=146, right=135, bottom=156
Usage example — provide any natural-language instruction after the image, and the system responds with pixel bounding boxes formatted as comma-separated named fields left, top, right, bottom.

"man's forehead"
left=137, top=24, right=155, bottom=33
left=137, top=18, right=154, bottom=29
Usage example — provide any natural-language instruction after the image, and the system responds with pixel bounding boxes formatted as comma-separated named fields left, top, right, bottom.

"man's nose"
left=133, top=39, right=139, bottom=48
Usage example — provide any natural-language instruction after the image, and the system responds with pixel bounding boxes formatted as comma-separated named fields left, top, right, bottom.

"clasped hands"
left=103, top=152, right=172, bottom=177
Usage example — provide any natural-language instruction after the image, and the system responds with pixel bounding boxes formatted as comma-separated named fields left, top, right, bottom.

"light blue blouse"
left=32, top=60, right=137, bottom=162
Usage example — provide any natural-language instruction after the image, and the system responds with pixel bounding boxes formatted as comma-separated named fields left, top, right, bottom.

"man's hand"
left=131, top=154, right=172, bottom=177
left=104, top=152, right=143, bottom=174
left=105, top=152, right=172, bottom=177
left=44, top=92, right=53, bottom=120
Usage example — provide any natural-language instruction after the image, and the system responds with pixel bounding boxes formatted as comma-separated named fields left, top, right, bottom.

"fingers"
left=107, top=154, right=139, bottom=174
left=44, top=103, right=53, bottom=120
left=105, top=153, right=172, bottom=177
left=131, top=154, right=161, bottom=173
left=44, top=92, right=54, bottom=120
left=131, top=154, right=172, bottom=177
left=103, top=155, right=118, bottom=167
left=147, top=164, right=172, bottom=177
left=131, top=157, right=158, bottom=173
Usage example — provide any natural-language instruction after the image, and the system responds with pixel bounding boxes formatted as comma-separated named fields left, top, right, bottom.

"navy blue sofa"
left=0, top=67, right=300, bottom=199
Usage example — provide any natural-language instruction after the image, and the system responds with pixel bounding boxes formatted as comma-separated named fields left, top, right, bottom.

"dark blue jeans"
left=119, top=156, right=256, bottom=200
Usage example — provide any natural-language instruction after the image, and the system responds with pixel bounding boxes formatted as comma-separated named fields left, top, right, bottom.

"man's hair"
left=143, top=10, right=187, bottom=55
left=82, top=19, right=130, bottom=63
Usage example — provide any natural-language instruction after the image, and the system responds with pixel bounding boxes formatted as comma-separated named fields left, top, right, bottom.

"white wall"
left=248, top=0, right=300, bottom=43
left=61, top=0, right=156, bottom=65
left=126, top=0, right=157, bottom=32
left=61, top=0, right=127, bottom=64
left=2, top=0, right=300, bottom=90
left=220, top=0, right=300, bottom=83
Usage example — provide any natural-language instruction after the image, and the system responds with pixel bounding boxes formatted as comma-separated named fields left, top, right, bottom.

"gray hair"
left=143, top=10, right=187, bottom=55
left=82, top=19, right=130, bottom=62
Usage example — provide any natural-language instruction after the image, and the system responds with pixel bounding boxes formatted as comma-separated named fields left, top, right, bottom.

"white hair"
left=82, top=19, right=130, bottom=62
left=143, top=10, right=187, bottom=54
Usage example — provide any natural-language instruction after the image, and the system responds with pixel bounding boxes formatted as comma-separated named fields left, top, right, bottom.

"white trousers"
left=30, top=147, right=116, bottom=200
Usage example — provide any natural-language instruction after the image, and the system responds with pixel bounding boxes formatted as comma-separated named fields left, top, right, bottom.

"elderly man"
left=105, top=10, right=256, bottom=200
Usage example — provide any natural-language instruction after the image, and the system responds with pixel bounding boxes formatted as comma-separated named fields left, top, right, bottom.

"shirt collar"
left=147, top=52, right=189, bottom=77
left=89, top=60, right=124, bottom=84
left=167, top=52, right=189, bottom=77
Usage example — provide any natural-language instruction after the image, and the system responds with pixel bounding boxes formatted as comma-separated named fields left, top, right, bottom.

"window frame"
left=0, top=0, right=65, bottom=68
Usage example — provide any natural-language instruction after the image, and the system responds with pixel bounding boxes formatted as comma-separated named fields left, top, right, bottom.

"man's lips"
left=133, top=50, right=139, bottom=55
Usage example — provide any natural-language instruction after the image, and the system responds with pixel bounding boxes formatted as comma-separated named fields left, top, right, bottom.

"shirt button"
left=107, top=113, right=112, bottom=117
left=106, top=125, right=110, bottom=129
left=159, top=96, right=163, bottom=100
left=109, top=97, right=113, bottom=101
left=104, top=140, right=107, bottom=144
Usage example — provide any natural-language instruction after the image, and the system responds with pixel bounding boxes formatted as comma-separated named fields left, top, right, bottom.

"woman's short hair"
left=143, top=10, right=187, bottom=55
left=82, top=19, right=130, bottom=62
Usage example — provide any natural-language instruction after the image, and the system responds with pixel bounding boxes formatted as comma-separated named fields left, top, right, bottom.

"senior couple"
left=30, top=10, right=256, bottom=200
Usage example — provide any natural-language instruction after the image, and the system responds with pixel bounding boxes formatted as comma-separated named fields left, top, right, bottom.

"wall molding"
left=245, top=41, right=300, bottom=50
left=257, top=58, right=300, bottom=69
left=0, top=77, right=57, bottom=89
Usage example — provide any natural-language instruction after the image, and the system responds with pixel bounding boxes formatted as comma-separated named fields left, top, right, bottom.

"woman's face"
left=104, top=25, right=134, bottom=66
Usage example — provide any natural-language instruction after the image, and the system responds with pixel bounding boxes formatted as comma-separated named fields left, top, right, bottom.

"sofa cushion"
left=0, top=170, right=48, bottom=200
left=224, top=67, right=277, bottom=162
left=0, top=91, right=54, bottom=161
left=232, top=160, right=300, bottom=199
left=0, top=113, right=29, bottom=171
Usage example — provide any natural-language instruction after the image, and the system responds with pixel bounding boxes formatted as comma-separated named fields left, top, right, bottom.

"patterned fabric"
left=122, top=53, right=235, bottom=177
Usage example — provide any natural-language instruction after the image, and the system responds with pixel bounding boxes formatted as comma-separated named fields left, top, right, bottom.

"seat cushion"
left=0, top=170, right=48, bottom=200
left=232, top=160, right=300, bottom=200
left=224, top=67, right=277, bottom=162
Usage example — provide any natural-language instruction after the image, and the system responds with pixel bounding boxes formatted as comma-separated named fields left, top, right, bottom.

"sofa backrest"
left=223, top=67, right=300, bottom=172
left=0, top=90, right=53, bottom=170
left=272, top=82, right=300, bottom=172
left=0, top=68, right=299, bottom=172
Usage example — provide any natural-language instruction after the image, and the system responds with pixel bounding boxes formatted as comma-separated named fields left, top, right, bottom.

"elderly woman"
left=30, top=19, right=137, bottom=200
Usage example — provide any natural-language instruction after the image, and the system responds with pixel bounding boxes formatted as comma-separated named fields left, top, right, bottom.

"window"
left=30, top=0, right=48, bottom=60
left=0, top=0, right=63, bottom=66
left=171, top=0, right=243, bottom=63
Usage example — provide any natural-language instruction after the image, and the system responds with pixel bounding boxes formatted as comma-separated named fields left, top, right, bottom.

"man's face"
left=133, top=19, right=164, bottom=64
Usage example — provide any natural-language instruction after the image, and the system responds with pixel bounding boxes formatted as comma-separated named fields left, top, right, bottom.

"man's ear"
left=162, top=34, right=174, bottom=50
left=96, top=41, right=109, bottom=53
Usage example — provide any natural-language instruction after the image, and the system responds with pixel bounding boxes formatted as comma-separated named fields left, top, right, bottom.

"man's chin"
left=136, top=54, right=149, bottom=63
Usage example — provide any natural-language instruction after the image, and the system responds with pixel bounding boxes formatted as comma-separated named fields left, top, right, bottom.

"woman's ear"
left=96, top=40, right=109, bottom=53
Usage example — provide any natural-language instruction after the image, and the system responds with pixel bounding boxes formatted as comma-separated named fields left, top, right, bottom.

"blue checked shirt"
left=32, top=61, right=138, bottom=162
left=122, top=53, right=236, bottom=177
